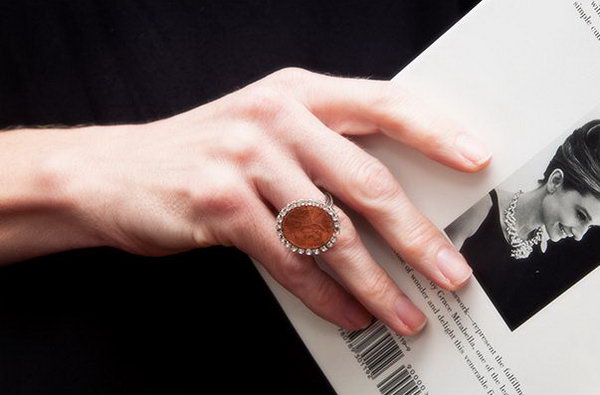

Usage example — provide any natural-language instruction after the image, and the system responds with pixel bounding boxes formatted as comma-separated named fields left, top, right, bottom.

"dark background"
left=0, top=1, right=479, bottom=394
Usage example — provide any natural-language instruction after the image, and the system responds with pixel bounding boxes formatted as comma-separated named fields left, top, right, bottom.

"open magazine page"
left=250, top=0, right=600, bottom=393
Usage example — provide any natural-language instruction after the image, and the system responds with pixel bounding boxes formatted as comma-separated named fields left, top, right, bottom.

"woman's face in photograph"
left=541, top=185, right=600, bottom=242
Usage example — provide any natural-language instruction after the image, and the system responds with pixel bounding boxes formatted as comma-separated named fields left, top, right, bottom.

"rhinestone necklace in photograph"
left=503, top=190, right=543, bottom=259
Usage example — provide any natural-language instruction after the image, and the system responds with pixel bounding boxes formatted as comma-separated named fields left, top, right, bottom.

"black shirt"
left=461, top=189, right=600, bottom=331
left=0, top=1, right=480, bottom=394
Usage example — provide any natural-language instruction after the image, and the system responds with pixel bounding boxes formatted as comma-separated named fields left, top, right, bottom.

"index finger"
left=269, top=67, right=492, bottom=173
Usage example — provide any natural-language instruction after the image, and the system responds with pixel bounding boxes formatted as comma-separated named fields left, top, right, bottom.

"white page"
left=250, top=0, right=600, bottom=393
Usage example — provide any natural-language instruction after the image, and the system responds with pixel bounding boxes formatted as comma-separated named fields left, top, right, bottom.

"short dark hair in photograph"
left=539, top=120, right=600, bottom=197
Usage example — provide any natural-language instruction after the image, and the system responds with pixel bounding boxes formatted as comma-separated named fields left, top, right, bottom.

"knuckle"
left=194, top=178, right=250, bottom=222
left=192, top=224, right=222, bottom=248
left=274, top=259, right=336, bottom=316
left=270, top=67, right=310, bottom=85
left=216, top=126, right=262, bottom=165
left=310, top=275, right=337, bottom=310
left=415, top=115, right=455, bottom=149
left=238, top=86, right=290, bottom=124
left=361, top=268, right=394, bottom=302
left=371, top=85, right=448, bottom=147
left=371, top=82, right=409, bottom=115
left=170, top=174, right=253, bottom=248
left=280, top=257, right=315, bottom=287
left=422, top=135, right=442, bottom=153
left=350, top=156, right=400, bottom=205
left=399, top=217, right=441, bottom=260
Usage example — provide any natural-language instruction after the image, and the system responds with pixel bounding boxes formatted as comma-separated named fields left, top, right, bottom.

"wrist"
left=0, top=127, right=105, bottom=263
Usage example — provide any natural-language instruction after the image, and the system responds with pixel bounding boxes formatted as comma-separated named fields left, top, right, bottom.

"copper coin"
left=276, top=198, right=340, bottom=255
left=282, top=206, right=335, bottom=249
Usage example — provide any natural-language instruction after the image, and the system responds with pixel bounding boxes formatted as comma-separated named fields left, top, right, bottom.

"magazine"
left=250, top=0, right=600, bottom=393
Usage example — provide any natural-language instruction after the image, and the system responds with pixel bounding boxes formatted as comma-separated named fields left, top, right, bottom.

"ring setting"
left=276, top=192, right=340, bottom=255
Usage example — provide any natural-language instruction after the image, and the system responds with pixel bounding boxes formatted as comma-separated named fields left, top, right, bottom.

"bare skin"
left=0, top=68, right=492, bottom=335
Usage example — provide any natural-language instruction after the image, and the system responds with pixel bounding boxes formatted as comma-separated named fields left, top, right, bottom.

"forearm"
left=0, top=127, right=101, bottom=264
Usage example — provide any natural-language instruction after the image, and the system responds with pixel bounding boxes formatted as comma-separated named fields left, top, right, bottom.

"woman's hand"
left=43, top=68, right=491, bottom=335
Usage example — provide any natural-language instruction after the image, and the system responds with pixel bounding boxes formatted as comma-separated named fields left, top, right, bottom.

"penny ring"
left=275, top=191, right=340, bottom=255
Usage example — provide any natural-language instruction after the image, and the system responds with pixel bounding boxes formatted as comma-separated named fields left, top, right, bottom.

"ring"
left=276, top=191, right=340, bottom=255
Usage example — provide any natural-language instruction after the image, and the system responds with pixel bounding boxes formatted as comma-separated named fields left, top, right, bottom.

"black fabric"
left=460, top=189, right=547, bottom=330
left=0, top=1, right=479, bottom=394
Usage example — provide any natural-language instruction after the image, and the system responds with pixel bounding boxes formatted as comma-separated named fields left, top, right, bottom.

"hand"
left=49, top=68, right=492, bottom=335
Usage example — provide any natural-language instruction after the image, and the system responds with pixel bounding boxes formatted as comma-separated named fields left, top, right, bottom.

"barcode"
left=377, top=365, right=422, bottom=395
left=340, top=321, right=427, bottom=395
left=339, top=320, right=405, bottom=380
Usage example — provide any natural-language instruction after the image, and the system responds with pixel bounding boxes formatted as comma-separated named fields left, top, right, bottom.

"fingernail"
left=343, top=300, right=374, bottom=330
left=454, top=134, right=492, bottom=166
left=394, top=296, right=427, bottom=334
left=436, top=247, right=472, bottom=287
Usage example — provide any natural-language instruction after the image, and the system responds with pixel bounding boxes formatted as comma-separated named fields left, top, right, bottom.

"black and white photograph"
left=445, top=116, right=600, bottom=330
